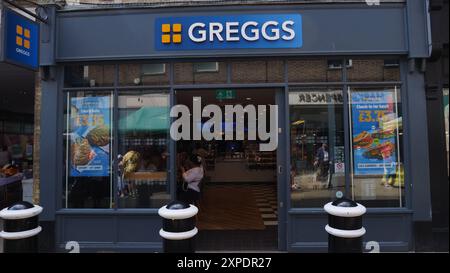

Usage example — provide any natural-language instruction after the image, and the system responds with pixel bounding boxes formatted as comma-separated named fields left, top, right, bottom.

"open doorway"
left=175, top=88, right=278, bottom=251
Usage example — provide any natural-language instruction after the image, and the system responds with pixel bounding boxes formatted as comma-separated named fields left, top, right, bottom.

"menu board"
left=69, top=96, right=111, bottom=177
left=351, top=91, right=399, bottom=175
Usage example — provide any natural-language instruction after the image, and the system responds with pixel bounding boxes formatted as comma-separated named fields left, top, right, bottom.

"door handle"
left=278, top=165, right=282, bottom=174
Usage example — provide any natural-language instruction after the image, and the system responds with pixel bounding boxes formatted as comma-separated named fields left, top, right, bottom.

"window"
left=327, top=59, right=353, bottom=69
left=119, top=63, right=169, bottom=86
left=63, top=91, right=113, bottom=208
left=348, top=87, right=405, bottom=207
left=383, top=59, right=400, bottom=67
left=142, top=63, right=166, bottom=75
left=194, top=62, right=219, bottom=73
left=117, top=91, right=170, bottom=208
left=289, top=87, right=345, bottom=207
left=174, top=62, right=227, bottom=84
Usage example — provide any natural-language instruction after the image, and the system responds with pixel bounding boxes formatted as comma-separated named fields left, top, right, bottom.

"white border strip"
left=0, top=226, right=42, bottom=240
left=323, top=202, right=366, bottom=217
left=158, top=205, right=198, bottom=220
left=159, top=227, right=198, bottom=240
left=325, top=225, right=366, bottom=238
left=0, top=205, right=43, bottom=220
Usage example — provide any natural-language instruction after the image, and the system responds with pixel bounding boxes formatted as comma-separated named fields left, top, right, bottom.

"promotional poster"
left=69, top=96, right=111, bottom=177
left=351, top=91, right=398, bottom=176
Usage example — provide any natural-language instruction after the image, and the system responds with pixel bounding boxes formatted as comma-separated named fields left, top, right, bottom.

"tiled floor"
left=196, top=183, right=278, bottom=251
left=251, top=185, right=278, bottom=227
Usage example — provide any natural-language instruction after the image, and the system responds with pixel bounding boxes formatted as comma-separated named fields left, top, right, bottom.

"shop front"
left=36, top=2, right=432, bottom=252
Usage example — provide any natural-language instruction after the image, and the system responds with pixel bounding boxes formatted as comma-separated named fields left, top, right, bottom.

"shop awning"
left=119, top=107, right=169, bottom=132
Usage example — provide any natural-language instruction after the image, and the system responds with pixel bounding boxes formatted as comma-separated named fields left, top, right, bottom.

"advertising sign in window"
left=68, top=96, right=112, bottom=177
left=350, top=90, right=400, bottom=176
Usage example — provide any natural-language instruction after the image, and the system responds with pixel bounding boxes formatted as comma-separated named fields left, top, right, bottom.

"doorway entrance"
left=175, top=88, right=280, bottom=251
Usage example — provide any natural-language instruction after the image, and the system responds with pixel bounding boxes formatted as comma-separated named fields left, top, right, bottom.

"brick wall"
left=119, top=64, right=170, bottom=85
left=230, top=60, right=284, bottom=83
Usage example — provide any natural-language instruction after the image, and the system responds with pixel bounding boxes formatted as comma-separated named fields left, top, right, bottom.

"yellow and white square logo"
left=16, top=24, right=31, bottom=49
left=161, top=23, right=182, bottom=44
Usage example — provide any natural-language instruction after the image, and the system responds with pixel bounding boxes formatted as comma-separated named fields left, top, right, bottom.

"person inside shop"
left=179, top=153, right=204, bottom=206
left=314, top=143, right=331, bottom=183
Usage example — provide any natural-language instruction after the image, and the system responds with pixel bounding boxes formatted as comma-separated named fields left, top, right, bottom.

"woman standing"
left=179, top=154, right=204, bottom=205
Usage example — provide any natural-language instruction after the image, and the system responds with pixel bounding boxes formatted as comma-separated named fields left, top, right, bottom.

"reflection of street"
left=352, top=177, right=403, bottom=200
left=291, top=173, right=403, bottom=205
left=291, top=173, right=345, bottom=207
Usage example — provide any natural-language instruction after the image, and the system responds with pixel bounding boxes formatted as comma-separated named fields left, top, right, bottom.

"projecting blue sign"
left=1, top=8, right=39, bottom=70
left=155, top=14, right=302, bottom=50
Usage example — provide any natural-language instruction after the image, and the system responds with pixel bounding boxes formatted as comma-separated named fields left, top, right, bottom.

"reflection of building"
left=29, top=1, right=440, bottom=252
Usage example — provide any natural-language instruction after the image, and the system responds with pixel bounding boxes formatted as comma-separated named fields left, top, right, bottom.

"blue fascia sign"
left=155, top=14, right=302, bottom=50
left=1, top=7, right=39, bottom=70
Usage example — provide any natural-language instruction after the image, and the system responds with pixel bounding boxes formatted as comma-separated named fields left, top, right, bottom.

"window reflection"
left=63, top=91, right=113, bottom=208
left=117, top=92, right=170, bottom=208
left=349, top=87, right=405, bottom=207
left=289, top=88, right=345, bottom=207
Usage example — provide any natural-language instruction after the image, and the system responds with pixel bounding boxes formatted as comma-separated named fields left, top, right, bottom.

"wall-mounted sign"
left=0, top=8, right=39, bottom=70
left=289, top=91, right=343, bottom=105
left=216, top=89, right=236, bottom=100
left=155, top=14, right=302, bottom=50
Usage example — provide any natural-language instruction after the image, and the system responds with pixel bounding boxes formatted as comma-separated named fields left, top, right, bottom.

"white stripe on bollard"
left=0, top=226, right=42, bottom=240
left=159, top=227, right=198, bottom=240
left=325, top=224, right=366, bottom=238
left=323, top=202, right=366, bottom=217
left=0, top=205, right=43, bottom=220
left=158, top=205, right=198, bottom=220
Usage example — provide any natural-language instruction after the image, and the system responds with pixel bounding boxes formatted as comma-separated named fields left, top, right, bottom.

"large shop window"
left=64, top=91, right=113, bottom=208
left=349, top=87, right=405, bottom=207
left=117, top=91, right=170, bottom=208
left=289, top=88, right=345, bottom=208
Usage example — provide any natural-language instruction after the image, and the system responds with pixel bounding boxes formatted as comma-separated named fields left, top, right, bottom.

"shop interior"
left=0, top=63, right=35, bottom=208
left=176, top=89, right=278, bottom=251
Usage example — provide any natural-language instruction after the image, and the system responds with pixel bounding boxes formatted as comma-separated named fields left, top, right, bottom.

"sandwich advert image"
left=351, top=91, right=400, bottom=176
left=68, top=96, right=112, bottom=177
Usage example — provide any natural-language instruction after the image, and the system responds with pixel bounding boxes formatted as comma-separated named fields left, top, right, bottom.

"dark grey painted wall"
left=406, top=0, right=432, bottom=58
left=405, top=67, right=432, bottom=222
left=54, top=5, right=407, bottom=61
left=56, top=213, right=162, bottom=252
left=39, top=6, right=57, bottom=66
left=288, top=211, right=412, bottom=252
left=39, top=71, right=59, bottom=221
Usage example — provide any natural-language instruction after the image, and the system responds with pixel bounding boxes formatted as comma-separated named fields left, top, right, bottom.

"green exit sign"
left=216, top=89, right=236, bottom=100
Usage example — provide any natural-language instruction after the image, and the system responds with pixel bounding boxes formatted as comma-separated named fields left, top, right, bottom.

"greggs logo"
left=155, top=14, right=302, bottom=50
left=4, top=8, right=39, bottom=69
left=16, top=25, right=31, bottom=49
left=161, top=23, right=182, bottom=44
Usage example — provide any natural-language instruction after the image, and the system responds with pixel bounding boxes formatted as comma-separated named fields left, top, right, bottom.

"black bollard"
left=324, top=198, right=366, bottom=253
left=0, top=201, right=43, bottom=253
left=158, top=200, right=198, bottom=253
